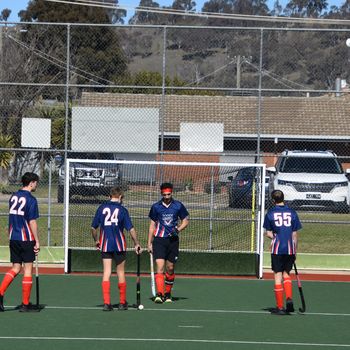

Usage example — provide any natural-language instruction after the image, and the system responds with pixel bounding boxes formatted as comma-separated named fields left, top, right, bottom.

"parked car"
left=228, top=167, right=269, bottom=208
left=267, top=150, right=350, bottom=213
left=56, top=152, right=123, bottom=203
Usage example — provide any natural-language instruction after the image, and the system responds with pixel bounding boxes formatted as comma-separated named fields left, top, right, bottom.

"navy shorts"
left=152, top=236, right=179, bottom=263
left=10, top=240, right=36, bottom=264
left=101, top=251, right=126, bottom=265
left=271, top=254, right=295, bottom=273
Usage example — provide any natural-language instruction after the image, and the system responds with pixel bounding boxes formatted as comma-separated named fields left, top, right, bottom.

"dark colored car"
left=228, top=167, right=269, bottom=208
left=56, top=152, right=123, bottom=203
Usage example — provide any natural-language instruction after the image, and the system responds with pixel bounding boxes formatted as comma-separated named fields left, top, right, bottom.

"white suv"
left=267, top=150, right=350, bottom=213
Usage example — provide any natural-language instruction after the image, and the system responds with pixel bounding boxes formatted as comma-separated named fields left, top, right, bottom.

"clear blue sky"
left=0, top=0, right=345, bottom=22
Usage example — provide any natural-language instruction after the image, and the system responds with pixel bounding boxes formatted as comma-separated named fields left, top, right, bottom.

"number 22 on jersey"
left=9, top=196, right=26, bottom=216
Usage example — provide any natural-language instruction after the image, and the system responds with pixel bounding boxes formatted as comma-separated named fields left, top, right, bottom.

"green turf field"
left=0, top=274, right=349, bottom=349
left=0, top=246, right=64, bottom=264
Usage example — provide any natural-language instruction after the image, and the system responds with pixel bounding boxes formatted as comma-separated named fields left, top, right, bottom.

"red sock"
left=274, top=284, right=284, bottom=309
left=0, top=270, right=17, bottom=296
left=284, top=276, right=293, bottom=300
left=22, top=276, right=32, bottom=305
left=155, top=273, right=164, bottom=295
left=165, top=272, right=175, bottom=294
left=102, top=281, right=110, bottom=305
left=118, top=282, right=126, bottom=304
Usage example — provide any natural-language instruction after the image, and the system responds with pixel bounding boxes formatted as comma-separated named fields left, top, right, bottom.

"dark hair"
left=160, top=183, right=173, bottom=191
left=271, top=189, right=284, bottom=203
left=110, top=186, right=123, bottom=198
left=22, top=172, right=39, bottom=187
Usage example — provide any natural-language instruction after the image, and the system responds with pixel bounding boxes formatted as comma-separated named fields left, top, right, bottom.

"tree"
left=337, top=0, right=350, bottom=18
left=201, top=0, right=269, bottom=26
left=168, top=0, right=197, bottom=24
left=19, top=0, right=128, bottom=86
left=233, top=0, right=269, bottom=15
left=202, top=0, right=233, bottom=14
left=20, top=0, right=125, bottom=23
left=129, top=0, right=161, bottom=24
left=270, top=0, right=283, bottom=16
left=172, top=0, right=196, bottom=12
left=0, top=134, right=14, bottom=185
left=284, top=0, right=328, bottom=17
left=0, top=0, right=129, bottom=181
left=201, top=0, right=234, bottom=26
left=0, top=8, right=11, bottom=21
left=102, top=0, right=127, bottom=24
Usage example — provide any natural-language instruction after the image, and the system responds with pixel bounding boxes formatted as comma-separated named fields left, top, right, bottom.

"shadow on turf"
left=11, top=304, right=46, bottom=312
left=96, top=303, right=134, bottom=308
left=149, top=296, right=188, bottom=302
left=95, top=296, right=189, bottom=310
left=262, top=306, right=296, bottom=315
left=262, top=306, right=279, bottom=313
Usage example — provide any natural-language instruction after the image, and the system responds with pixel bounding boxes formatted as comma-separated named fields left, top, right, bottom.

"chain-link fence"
left=1, top=22, right=350, bottom=262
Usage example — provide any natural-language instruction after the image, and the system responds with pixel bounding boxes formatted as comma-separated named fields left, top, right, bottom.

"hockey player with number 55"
left=263, top=189, right=302, bottom=316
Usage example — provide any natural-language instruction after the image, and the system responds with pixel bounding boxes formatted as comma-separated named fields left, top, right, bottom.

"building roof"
left=79, top=92, right=350, bottom=140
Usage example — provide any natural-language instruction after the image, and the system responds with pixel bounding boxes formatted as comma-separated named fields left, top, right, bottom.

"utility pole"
left=232, top=55, right=252, bottom=89
left=236, top=54, right=241, bottom=89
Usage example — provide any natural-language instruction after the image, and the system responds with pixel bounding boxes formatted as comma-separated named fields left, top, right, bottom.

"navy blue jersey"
left=149, top=199, right=189, bottom=238
left=8, top=190, right=39, bottom=242
left=91, top=201, right=133, bottom=252
left=263, top=205, right=302, bottom=255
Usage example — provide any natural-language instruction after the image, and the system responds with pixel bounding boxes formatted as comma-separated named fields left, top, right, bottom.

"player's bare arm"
left=91, top=227, right=100, bottom=249
left=177, top=217, right=189, bottom=232
left=265, top=230, right=274, bottom=239
left=29, top=219, right=40, bottom=254
left=129, top=227, right=141, bottom=254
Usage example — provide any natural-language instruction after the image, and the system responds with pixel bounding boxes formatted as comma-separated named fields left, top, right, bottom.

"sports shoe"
left=19, top=303, right=40, bottom=313
left=286, top=298, right=295, bottom=313
left=103, top=303, right=113, bottom=311
left=154, top=293, right=163, bottom=304
left=270, top=307, right=288, bottom=316
left=164, top=293, right=173, bottom=303
left=118, top=302, right=128, bottom=311
left=0, top=294, right=4, bottom=312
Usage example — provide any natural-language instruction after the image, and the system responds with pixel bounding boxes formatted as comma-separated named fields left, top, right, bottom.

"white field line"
left=46, top=248, right=56, bottom=262
left=6, top=305, right=350, bottom=317
left=0, top=336, right=349, bottom=347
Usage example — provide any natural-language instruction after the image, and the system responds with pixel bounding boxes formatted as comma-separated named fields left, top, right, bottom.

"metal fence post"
left=256, top=28, right=264, bottom=163
left=47, top=158, right=52, bottom=246
left=63, top=24, right=71, bottom=254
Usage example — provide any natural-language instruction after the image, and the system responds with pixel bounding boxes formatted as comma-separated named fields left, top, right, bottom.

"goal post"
left=63, top=159, right=266, bottom=277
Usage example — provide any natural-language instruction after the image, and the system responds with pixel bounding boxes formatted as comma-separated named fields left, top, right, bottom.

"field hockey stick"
left=35, top=254, right=40, bottom=309
left=136, top=247, right=141, bottom=307
left=293, top=263, right=306, bottom=313
left=150, top=252, right=156, bottom=297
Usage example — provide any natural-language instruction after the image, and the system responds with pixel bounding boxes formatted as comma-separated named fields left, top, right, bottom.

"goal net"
left=63, top=159, right=266, bottom=276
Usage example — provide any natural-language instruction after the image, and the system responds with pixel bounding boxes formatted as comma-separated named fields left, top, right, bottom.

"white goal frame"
left=63, top=159, right=266, bottom=277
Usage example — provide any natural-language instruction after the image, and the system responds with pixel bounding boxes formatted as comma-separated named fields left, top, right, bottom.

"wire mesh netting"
left=1, top=22, right=350, bottom=263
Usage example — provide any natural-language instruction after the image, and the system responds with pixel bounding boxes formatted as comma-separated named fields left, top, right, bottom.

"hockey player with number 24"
left=91, top=186, right=141, bottom=312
